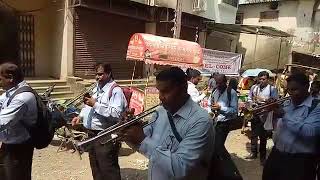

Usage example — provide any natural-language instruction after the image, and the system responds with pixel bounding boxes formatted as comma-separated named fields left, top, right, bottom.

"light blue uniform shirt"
left=79, top=80, right=127, bottom=130
left=139, top=98, right=215, bottom=180
left=207, top=88, right=238, bottom=122
left=0, top=81, right=37, bottom=144
left=274, top=95, right=320, bottom=154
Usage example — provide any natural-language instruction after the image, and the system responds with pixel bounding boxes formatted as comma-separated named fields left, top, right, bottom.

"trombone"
left=75, top=103, right=161, bottom=153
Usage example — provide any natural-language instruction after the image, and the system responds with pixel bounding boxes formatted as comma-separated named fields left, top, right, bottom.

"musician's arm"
left=220, top=91, right=238, bottom=115
left=93, top=87, right=125, bottom=118
left=283, top=106, right=320, bottom=137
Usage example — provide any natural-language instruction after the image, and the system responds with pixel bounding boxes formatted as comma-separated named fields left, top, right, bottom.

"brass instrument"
left=243, top=96, right=290, bottom=121
left=63, top=82, right=97, bottom=108
left=41, top=84, right=56, bottom=99
left=75, top=104, right=161, bottom=153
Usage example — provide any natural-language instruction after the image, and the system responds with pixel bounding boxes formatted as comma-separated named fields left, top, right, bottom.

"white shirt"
left=79, top=80, right=127, bottom=130
left=187, top=81, right=206, bottom=103
left=0, top=81, right=37, bottom=144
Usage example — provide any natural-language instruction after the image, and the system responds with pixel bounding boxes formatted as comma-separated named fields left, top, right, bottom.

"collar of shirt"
left=173, top=97, right=193, bottom=120
left=294, top=95, right=313, bottom=108
left=188, top=81, right=196, bottom=88
left=5, top=81, right=28, bottom=98
left=96, top=80, right=115, bottom=93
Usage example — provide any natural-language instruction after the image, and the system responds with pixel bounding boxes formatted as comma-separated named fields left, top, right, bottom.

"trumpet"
left=63, top=82, right=97, bottom=108
left=243, top=96, right=290, bottom=121
left=75, top=104, right=161, bottom=153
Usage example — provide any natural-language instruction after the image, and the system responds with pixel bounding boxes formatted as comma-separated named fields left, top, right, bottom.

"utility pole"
left=173, top=0, right=182, bottom=39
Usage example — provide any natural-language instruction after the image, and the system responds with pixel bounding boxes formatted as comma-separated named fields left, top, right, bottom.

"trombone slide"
left=75, top=104, right=160, bottom=153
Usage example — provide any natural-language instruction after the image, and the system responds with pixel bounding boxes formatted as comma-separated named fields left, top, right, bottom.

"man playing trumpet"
left=72, top=63, right=128, bottom=180
left=245, top=71, right=278, bottom=165
left=263, top=73, right=320, bottom=180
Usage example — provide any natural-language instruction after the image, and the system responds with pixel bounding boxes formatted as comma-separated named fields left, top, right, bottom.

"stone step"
left=49, top=91, right=74, bottom=99
left=26, top=80, right=67, bottom=87
left=52, top=97, right=74, bottom=103
left=0, top=86, right=71, bottom=94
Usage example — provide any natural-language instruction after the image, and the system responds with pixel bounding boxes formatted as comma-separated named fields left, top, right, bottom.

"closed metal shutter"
left=74, top=7, right=144, bottom=79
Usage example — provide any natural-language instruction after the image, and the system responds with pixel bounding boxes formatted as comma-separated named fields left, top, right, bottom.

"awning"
left=126, top=33, right=203, bottom=68
left=206, top=23, right=293, bottom=37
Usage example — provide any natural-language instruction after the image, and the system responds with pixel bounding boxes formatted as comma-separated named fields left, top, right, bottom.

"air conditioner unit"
left=192, top=0, right=207, bottom=12
left=146, top=0, right=161, bottom=6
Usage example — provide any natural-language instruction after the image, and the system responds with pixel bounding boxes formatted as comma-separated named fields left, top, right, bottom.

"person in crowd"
left=310, top=81, right=320, bottom=99
left=208, top=74, right=238, bottom=152
left=186, top=68, right=207, bottom=103
left=245, top=71, right=278, bottom=166
left=122, top=67, right=214, bottom=180
left=0, top=63, right=37, bottom=180
left=72, top=63, right=127, bottom=180
left=208, top=72, right=217, bottom=91
left=263, top=73, right=320, bottom=180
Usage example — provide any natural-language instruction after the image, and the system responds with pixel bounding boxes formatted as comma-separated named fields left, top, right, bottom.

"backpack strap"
left=108, top=83, right=120, bottom=101
left=7, top=86, right=34, bottom=106
left=227, top=87, right=231, bottom=107
left=167, top=112, right=182, bottom=143
left=308, top=99, right=320, bottom=116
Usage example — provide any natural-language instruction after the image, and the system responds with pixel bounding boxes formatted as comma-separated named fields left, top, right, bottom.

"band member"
left=208, top=74, right=238, bottom=151
left=0, top=63, right=37, bottom=180
left=122, top=67, right=214, bottom=180
left=72, top=63, right=127, bottom=180
left=186, top=68, right=207, bottom=103
left=245, top=71, right=278, bottom=165
left=263, top=73, right=320, bottom=180
left=310, top=81, right=320, bottom=99
left=208, top=72, right=217, bottom=91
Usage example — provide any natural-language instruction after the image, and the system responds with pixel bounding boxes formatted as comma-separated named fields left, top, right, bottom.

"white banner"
left=201, top=49, right=242, bottom=76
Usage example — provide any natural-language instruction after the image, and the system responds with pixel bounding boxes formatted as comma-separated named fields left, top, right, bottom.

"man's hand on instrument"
left=121, top=122, right=146, bottom=147
left=71, top=116, right=81, bottom=126
left=84, top=97, right=96, bottom=107
left=211, top=103, right=221, bottom=110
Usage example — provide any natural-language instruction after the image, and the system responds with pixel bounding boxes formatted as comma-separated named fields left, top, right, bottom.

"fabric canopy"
left=126, top=33, right=203, bottom=68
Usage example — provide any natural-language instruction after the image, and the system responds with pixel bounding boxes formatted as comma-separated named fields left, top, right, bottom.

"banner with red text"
left=201, top=48, right=242, bottom=76
left=129, top=88, right=145, bottom=115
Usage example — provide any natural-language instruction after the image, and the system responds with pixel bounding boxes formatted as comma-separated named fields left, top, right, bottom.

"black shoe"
left=245, top=153, right=257, bottom=159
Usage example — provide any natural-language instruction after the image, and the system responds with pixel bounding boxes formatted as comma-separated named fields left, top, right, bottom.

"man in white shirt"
left=72, top=63, right=127, bottom=180
left=186, top=68, right=207, bottom=103
left=0, top=63, right=37, bottom=180
left=246, top=71, right=278, bottom=165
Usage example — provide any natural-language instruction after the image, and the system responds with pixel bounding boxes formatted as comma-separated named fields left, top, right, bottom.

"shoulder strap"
left=269, top=85, right=272, bottom=97
left=108, top=83, right=120, bottom=100
left=7, top=86, right=34, bottom=106
left=227, top=87, right=232, bottom=107
left=308, top=99, right=320, bottom=116
left=167, top=112, right=182, bottom=143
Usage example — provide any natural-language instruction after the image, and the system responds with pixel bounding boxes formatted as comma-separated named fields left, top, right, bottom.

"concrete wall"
left=50, top=0, right=74, bottom=79
left=238, top=0, right=316, bottom=70
left=131, top=0, right=238, bottom=24
left=4, top=0, right=69, bottom=78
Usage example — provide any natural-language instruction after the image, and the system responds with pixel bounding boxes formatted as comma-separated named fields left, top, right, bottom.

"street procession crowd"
left=0, top=60, right=319, bottom=180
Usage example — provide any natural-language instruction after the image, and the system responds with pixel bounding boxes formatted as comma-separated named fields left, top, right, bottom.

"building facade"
left=0, top=0, right=238, bottom=79
left=237, top=0, right=320, bottom=70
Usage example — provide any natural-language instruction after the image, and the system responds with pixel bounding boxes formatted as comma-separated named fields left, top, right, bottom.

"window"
left=259, top=11, right=279, bottom=22
left=236, top=13, right=244, bottom=24
left=222, top=0, right=239, bottom=7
